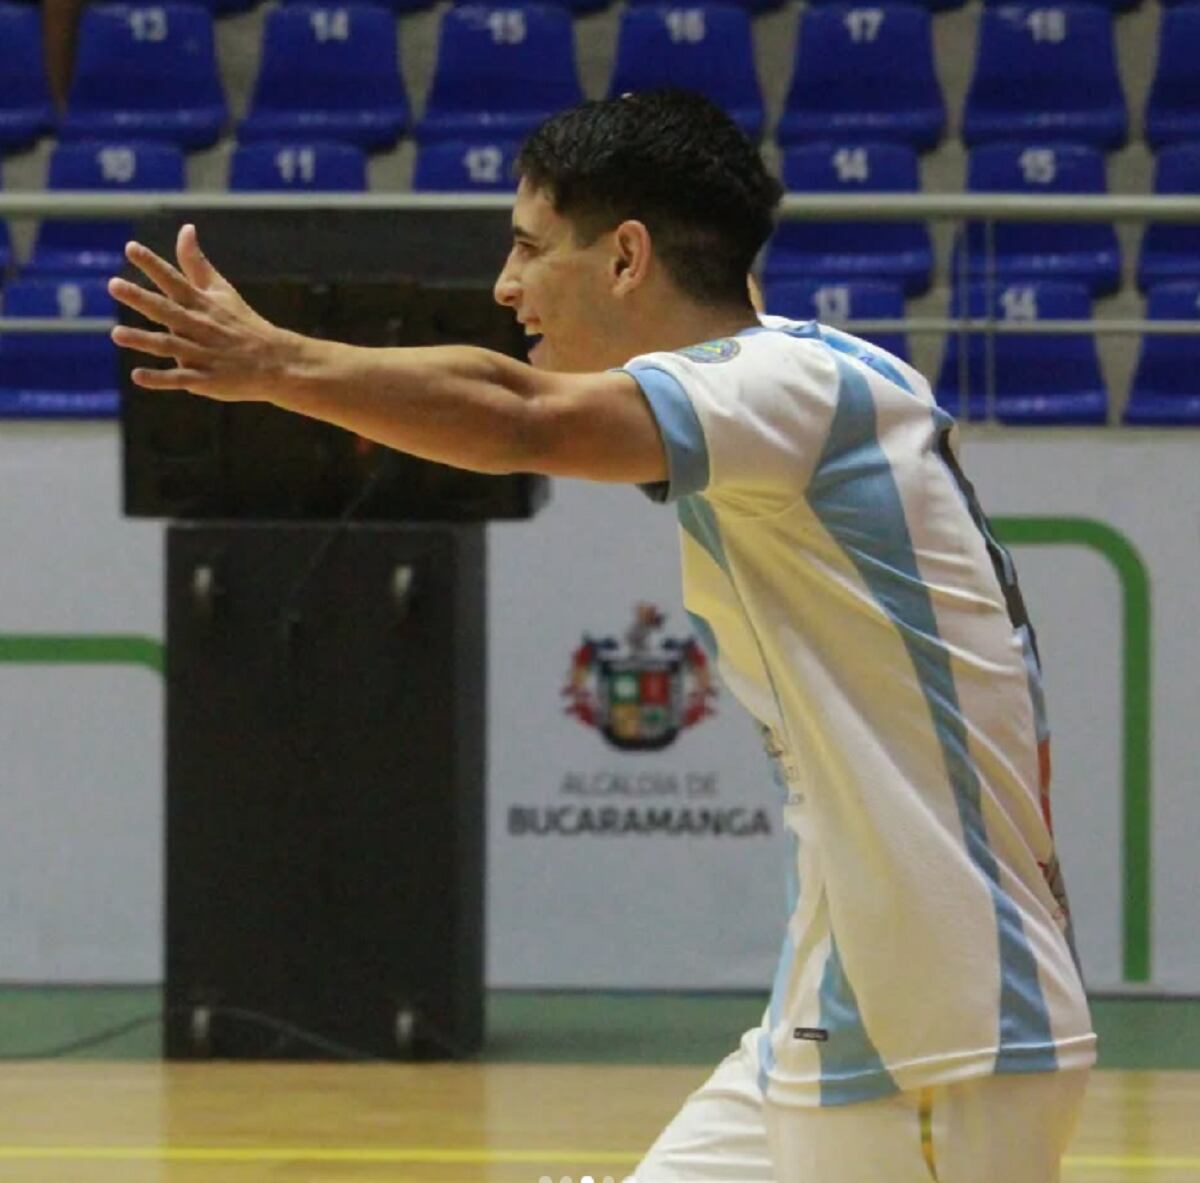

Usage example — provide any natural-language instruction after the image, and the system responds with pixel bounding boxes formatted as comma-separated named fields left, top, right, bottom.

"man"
left=110, top=91, right=1094, bottom=1182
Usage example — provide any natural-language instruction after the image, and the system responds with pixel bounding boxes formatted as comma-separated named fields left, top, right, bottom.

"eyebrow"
left=511, top=223, right=539, bottom=244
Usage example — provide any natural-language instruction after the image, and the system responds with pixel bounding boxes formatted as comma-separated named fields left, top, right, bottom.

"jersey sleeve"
left=622, top=332, right=839, bottom=511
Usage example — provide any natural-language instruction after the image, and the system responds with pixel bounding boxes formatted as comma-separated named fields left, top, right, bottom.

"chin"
left=528, top=341, right=574, bottom=372
left=527, top=337, right=613, bottom=374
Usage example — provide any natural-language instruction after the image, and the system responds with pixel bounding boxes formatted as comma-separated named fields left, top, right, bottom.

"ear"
left=609, top=220, right=652, bottom=296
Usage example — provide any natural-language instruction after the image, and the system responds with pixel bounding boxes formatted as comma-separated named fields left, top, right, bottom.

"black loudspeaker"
left=164, top=522, right=485, bottom=1060
left=122, top=279, right=548, bottom=522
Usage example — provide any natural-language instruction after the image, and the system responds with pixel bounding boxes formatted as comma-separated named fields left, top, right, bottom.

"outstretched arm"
left=109, top=225, right=668, bottom=483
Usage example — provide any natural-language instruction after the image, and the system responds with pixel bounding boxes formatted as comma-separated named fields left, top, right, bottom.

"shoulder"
left=628, top=325, right=838, bottom=392
left=720, top=327, right=842, bottom=400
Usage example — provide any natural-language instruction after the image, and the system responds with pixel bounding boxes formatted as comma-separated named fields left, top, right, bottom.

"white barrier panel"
left=0, top=426, right=1195, bottom=992
left=0, top=424, right=164, bottom=981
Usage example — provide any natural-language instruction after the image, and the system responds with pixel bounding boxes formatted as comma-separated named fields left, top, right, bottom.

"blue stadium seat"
left=777, top=5, right=944, bottom=152
left=230, top=141, right=367, bottom=190
left=762, top=143, right=932, bottom=296
left=1138, top=143, right=1200, bottom=292
left=0, top=170, right=11, bottom=272
left=936, top=281, right=1106, bottom=424
left=982, top=0, right=1136, bottom=11
left=607, top=5, right=764, bottom=141
left=1145, top=6, right=1200, bottom=150
left=963, top=5, right=1127, bottom=152
left=506, top=0, right=612, bottom=14
left=241, top=5, right=408, bottom=152
left=806, top=0, right=964, bottom=12
left=26, top=142, right=185, bottom=278
left=87, top=0, right=262, bottom=8
left=764, top=279, right=910, bottom=360
left=61, top=4, right=227, bottom=151
left=1124, top=283, right=1200, bottom=426
left=412, top=140, right=519, bottom=191
left=158, top=0, right=259, bottom=11
left=418, top=5, right=583, bottom=144
left=0, top=3, right=55, bottom=154
left=954, top=143, right=1120, bottom=297
left=628, top=0, right=781, bottom=12
left=0, top=279, right=119, bottom=419
left=282, top=0, right=434, bottom=11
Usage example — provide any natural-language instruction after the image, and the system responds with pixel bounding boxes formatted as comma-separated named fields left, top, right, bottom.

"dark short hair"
left=516, top=90, right=782, bottom=307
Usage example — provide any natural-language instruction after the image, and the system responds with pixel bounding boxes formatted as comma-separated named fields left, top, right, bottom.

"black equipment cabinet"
left=132, top=209, right=543, bottom=1061
left=164, top=523, right=485, bottom=1060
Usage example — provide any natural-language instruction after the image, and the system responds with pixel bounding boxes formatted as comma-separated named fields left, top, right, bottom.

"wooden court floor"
left=0, top=1063, right=1196, bottom=1182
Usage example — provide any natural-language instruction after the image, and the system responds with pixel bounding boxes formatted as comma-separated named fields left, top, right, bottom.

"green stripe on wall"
left=995, top=516, right=1151, bottom=983
left=0, top=634, right=163, bottom=675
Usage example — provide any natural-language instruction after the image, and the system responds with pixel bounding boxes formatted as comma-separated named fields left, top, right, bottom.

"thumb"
left=177, top=223, right=223, bottom=290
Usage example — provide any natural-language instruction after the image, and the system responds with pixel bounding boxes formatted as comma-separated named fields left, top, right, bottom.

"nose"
left=493, top=251, right=520, bottom=309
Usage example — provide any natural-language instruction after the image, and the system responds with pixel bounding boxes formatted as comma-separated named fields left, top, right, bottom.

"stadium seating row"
left=10, top=0, right=1200, bottom=16
left=4, top=140, right=1198, bottom=296
left=925, top=280, right=1200, bottom=426
left=4, top=276, right=1196, bottom=423
left=765, top=141, right=1200, bottom=296
left=4, top=2, right=1200, bottom=155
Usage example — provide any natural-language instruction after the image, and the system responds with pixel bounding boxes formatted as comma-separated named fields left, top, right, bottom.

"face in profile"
left=493, top=179, right=626, bottom=373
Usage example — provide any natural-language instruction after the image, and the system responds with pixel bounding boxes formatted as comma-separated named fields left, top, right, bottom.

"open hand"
left=109, top=223, right=298, bottom=402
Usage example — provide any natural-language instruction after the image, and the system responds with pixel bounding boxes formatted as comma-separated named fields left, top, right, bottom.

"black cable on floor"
left=0, top=1003, right=472, bottom=1062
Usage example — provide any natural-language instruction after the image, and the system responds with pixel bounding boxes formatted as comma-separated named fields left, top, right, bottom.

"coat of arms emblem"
left=563, top=604, right=717, bottom=750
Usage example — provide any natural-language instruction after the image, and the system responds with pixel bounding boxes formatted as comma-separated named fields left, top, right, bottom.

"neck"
left=620, top=300, right=760, bottom=362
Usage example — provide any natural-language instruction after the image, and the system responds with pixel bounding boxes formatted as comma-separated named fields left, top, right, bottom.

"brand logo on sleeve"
left=676, top=338, right=740, bottom=364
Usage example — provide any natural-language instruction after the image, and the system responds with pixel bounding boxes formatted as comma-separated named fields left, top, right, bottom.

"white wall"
left=1, top=424, right=1195, bottom=992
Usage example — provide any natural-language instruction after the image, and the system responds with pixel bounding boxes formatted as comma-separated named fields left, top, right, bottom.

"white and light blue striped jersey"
left=620, top=316, right=1095, bottom=1108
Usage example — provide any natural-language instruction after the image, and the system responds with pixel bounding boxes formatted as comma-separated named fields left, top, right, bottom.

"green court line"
left=0, top=634, right=163, bottom=675
left=1, top=990, right=1196, bottom=1068
left=994, top=516, right=1151, bottom=983
left=0, top=515, right=1151, bottom=982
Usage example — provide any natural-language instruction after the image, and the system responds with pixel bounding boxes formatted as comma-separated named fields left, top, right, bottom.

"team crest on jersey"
left=563, top=604, right=717, bottom=751
left=677, top=338, right=740, bottom=364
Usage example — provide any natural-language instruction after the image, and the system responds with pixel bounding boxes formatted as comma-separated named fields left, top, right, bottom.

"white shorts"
left=628, top=1031, right=1089, bottom=1183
